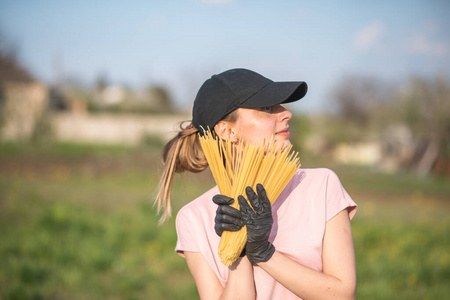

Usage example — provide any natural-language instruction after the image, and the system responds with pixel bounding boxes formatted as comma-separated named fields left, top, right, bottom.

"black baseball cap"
left=192, top=68, right=308, bottom=131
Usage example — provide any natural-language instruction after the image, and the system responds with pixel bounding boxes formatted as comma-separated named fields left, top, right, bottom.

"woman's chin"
left=266, top=138, right=291, bottom=152
left=280, top=140, right=292, bottom=151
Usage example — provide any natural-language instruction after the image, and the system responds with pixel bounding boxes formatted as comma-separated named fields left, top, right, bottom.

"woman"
left=156, top=68, right=357, bottom=299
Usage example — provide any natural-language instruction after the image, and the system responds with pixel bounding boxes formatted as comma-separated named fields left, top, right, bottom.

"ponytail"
left=155, top=110, right=238, bottom=224
left=155, top=121, right=208, bottom=224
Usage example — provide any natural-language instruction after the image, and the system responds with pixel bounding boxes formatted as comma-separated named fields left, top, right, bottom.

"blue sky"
left=1, top=0, right=449, bottom=113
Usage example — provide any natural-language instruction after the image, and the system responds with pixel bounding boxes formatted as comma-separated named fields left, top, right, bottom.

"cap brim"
left=240, top=81, right=308, bottom=108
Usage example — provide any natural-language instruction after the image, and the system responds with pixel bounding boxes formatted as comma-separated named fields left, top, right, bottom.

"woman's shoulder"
left=286, top=168, right=345, bottom=194
left=176, top=186, right=219, bottom=220
left=295, top=167, right=341, bottom=182
left=298, top=167, right=338, bottom=176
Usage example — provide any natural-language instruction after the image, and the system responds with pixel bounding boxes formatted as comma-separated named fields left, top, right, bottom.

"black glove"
left=212, top=194, right=245, bottom=237
left=238, top=184, right=275, bottom=264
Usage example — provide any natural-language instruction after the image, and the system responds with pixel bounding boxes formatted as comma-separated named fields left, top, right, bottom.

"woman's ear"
left=214, top=121, right=234, bottom=140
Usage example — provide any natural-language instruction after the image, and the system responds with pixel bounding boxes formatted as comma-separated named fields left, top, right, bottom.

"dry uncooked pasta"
left=200, top=129, right=301, bottom=266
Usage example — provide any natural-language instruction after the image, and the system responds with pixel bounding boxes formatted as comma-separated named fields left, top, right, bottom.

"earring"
left=232, top=138, right=239, bottom=144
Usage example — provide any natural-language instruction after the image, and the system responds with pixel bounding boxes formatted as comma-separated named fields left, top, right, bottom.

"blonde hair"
left=155, top=111, right=238, bottom=224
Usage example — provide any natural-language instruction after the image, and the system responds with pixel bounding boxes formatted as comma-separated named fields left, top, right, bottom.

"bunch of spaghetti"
left=199, top=128, right=301, bottom=266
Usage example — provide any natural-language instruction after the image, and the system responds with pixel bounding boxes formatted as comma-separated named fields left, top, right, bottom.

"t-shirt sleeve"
left=175, top=206, right=201, bottom=257
left=325, top=169, right=357, bottom=222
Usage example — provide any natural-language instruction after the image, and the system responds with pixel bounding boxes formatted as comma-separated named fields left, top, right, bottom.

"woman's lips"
left=276, top=129, right=290, bottom=138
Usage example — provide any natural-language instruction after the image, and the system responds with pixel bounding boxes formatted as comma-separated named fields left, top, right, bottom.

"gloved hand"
left=238, top=183, right=275, bottom=264
left=212, top=194, right=245, bottom=237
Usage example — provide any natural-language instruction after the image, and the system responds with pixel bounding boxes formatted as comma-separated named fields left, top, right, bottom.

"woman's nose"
left=277, top=105, right=292, bottom=122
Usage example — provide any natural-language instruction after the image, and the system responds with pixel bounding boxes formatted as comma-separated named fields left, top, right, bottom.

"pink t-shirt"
left=175, top=168, right=357, bottom=299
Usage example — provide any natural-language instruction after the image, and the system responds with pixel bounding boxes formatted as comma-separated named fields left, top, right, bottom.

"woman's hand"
left=238, top=184, right=275, bottom=264
left=213, top=184, right=275, bottom=263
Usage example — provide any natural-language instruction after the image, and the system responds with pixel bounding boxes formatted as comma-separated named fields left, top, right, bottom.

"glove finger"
left=215, top=212, right=244, bottom=227
left=214, top=223, right=222, bottom=236
left=214, top=223, right=242, bottom=236
left=237, top=195, right=254, bottom=216
left=245, top=186, right=263, bottom=214
left=212, top=194, right=234, bottom=205
left=217, top=205, right=242, bottom=219
left=256, top=183, right=271, bottom=209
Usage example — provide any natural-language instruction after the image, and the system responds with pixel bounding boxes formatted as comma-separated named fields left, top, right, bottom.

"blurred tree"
left=324, top=75, right=395, bottom=148
left=95, top=72, right=109, bottom=93
left=331, top=75, right=394, bottom=126
left=0, top=33, right=49, bottom=141
left=396, top=75, right=450, bottom=176
left=328, top=73, right=450, bottom=176
left=0, top=40, right=33, bottom=84
left=145, top=85, right=174, bottom=113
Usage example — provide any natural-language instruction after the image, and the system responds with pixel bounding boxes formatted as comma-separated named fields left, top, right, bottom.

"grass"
left=0, top=141, right=449, bottom=299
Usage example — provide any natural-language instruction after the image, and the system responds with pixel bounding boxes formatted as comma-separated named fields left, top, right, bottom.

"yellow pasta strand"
left=199, top=129, right=301, bottom=266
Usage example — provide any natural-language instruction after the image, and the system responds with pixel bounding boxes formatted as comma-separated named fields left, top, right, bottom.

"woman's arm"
left=257, top=209, right=357, bottom=300
left=184, top=251, right=256, bottom=300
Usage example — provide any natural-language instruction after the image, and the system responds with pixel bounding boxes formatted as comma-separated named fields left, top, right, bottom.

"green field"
left=0, top=141, right=449, bottom=300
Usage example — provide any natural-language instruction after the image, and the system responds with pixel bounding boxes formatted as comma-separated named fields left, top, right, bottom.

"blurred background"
left=0, top=1, right=449, bottom=299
